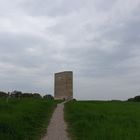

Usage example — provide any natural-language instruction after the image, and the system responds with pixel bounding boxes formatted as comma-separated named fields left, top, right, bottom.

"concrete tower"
left=54, top=71, right=73, bottom=100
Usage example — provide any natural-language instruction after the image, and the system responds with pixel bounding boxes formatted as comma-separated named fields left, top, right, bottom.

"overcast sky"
left=0, top=0, right=140, bottom=100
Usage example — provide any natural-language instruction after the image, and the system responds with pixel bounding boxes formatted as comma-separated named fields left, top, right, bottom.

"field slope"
left=0, top=99, right=58, bottom=140
left=65, top=101, right=140, bottom=140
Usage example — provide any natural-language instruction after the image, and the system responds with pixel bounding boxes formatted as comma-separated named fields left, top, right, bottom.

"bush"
left=21, top=93, right=33, bottom=98
left=33, top=93, right=42, bottom=98
left=11, top=91, right=22, bottom=98
left=43, top=94, right=54, bottom=100
left=128, top=95, right=140, bottom=102
left=0, top=91, right=8, bottom=98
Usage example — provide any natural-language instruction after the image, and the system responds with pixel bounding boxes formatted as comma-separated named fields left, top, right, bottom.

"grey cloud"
left=22, top=0, right=89, bottom=16
left=21, top=0, right=118, bottom=17
left=59, top=16, right=140, bottom=79
left=22, top=0, right=67, bottom=16
left=0, top=0, right=140, bottom=99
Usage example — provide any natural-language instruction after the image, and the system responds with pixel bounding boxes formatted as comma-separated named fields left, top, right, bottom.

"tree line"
left=127, top=95, right=140, bottom=102
left=0, top=90, right=54, bottom=100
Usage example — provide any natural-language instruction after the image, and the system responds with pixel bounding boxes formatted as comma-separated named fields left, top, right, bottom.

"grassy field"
left=65, top=101, right=140, bottom=140
left=0, top=98, right=58, bottom=140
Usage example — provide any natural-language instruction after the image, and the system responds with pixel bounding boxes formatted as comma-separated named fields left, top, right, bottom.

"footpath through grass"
left=0, top=98, right=59, bottom=140
left=65, top=101, right=140, bottom=140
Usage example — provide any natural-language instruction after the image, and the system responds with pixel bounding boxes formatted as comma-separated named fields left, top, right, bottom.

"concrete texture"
left=54, top=71, right=73, bottom=100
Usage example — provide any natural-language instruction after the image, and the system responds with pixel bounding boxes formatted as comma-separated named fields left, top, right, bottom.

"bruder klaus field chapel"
left=54, top=71, right=73, bottom=100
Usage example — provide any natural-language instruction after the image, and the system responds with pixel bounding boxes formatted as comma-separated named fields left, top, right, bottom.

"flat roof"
left=55, top=71, right=73, bottom=75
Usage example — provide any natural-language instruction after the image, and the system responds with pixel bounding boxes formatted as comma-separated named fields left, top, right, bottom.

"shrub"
left=0, top=91, right=8, bottom=98
left=43, top=94, right=54, bottom=100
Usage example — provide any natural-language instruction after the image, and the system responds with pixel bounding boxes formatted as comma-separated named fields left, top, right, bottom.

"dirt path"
left=41, top=102, right=70, bottom=140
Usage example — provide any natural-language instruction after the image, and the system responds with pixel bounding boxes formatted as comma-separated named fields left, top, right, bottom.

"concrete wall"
left=54, top=71, right=73, bottom=100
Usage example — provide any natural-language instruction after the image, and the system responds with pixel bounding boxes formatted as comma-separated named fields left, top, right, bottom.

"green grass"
left=65, top=101, right=140, bottom=140
left=0, top=98, right=59, bottom=140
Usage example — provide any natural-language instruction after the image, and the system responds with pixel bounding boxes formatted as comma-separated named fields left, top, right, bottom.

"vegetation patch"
left=0, top=98, right=59, bottom=140
left=65, top=101, right=140, bottom=140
